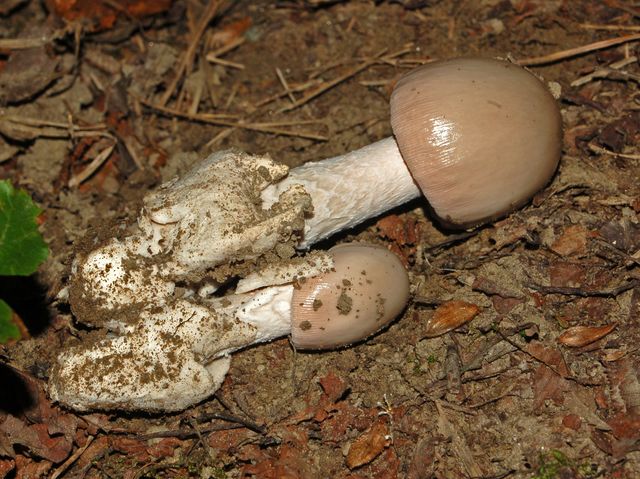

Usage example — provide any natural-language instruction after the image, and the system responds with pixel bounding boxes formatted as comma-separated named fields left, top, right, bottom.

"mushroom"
left=50, top=243, right=409, bottom=411
left=290, top=243, right=409, bottom=349
left=262, top=57, right=562, bottom=247
left=52, top=57, right=561, bottom=411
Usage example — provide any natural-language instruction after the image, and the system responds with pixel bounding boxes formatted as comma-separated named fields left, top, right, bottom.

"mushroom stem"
left=261, top=137, right=420, bottom=248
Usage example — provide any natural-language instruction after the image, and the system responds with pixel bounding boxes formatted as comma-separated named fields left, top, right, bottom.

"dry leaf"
left=423, top=301, right=480, bottom=338
left=558, top=324, right=616, bottom=347
left=549, top=225, right=589, bottom=256
left=0, top=459, right=15, bottom=478
left=45, top=0, right=172, bottom=31
left=527, top=343, right=570, bottom=410
left=376, top=214, right=418, bottom=246
left=602, top=349, right=627, bottom=362
left=346, top=421, right=390, bottom=469
left=0, top=416, right=71, bottom=463
left=318, top=372, right=348, bottom=403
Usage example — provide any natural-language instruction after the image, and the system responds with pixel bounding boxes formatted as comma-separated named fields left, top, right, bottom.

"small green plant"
left=0, top=180, right=49, bottom=343
left=426, top=354, right=438, bottom=365
left=532, top=450, right=596, bottom=479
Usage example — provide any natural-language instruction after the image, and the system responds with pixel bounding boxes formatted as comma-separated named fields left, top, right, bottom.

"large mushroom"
left=262, top=57, right=563, bottom=246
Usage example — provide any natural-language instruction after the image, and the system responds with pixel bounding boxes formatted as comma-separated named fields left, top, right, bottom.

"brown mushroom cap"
left=390, top=57, right=562, bottom=227
left=290, top=243, right=409, bottom=349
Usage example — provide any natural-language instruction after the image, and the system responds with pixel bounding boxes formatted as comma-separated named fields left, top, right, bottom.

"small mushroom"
left=50, top=243, right=409, bottom=411
left=262, top=57, right=562, bottom=246
left=291, top=243, right=409, bottom=349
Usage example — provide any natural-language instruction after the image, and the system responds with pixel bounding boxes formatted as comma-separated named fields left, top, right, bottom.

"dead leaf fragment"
left=549, top=225, right=589, bottom=257
left=527, top=343, right=570, bottom=410
left=558, top=324, right=616, bottom=347
left=423, top=301, right=480, bottom=338
left=318, top=372, right=348, bottom=403
left=0, top=415, right=72, bottom=464
left=45, top=0, right=173, bottom=32
left=0, top=47, right=60, bottom=104
left=376, top=214, right=418, bottom=246
left=346, top=421, right=390, bottom=469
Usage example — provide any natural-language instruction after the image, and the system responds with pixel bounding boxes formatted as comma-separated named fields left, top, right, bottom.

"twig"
left=527, top=279, right=639, bottom=298
left=188, top=418, right=217, bottom=463
left=0, top=38, right=50, bottom=49
left=571, top=56, right=638, bottom=86
left=205, top=55, right=244, bottom=69
left=588, top=142, right=640, bottom=161
left=467, top=382, right=518, bottom=409
left=193, top=411, right=266, bottom=434
left=68, top=142, right=116, bottom=187
left=276, top=67, right=297, bottom=104
left=139, top=97, right=327, bottom=141
left=516, top=33, right=640, bottom=66
left=205, top=36, right=245, bottom=69
left=0, top=27, right=70, bottom=50
left=0, top=115, right=107, bottom=131
left=594, top=237, right=640, bottom=267
left=134, top=423, right=245, bottom=441
left=278, top=46, right=413, bottom=113
left=496, top=331, right=570, bottom=380
left=159, top=0, right=223, bottom=106
left=580, top=23, right=640, bottom=32
left=254, top=80, right=322, bottom=108
left=50, top=435, right=95, bottom=479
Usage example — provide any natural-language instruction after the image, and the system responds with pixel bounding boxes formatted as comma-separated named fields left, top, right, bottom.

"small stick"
left=588, top=142, right=640, bottom=161
left=276, top=67, right=297, bottom=103
left=139, top=98, right=327, bottom=141
left=188, top=418, right=217, bottom=463
left=254, top=80, right=321, bottom=108
left=571, top=56, right=637, bottom=86
left=205, top=37, right=245, bottom=69
left=50, top=435, right=95, bottom=479
left=205, top=55, right=245, bottom=70
left=580, top=23, right=640, bottom=32
left=0, top=38, right=50, bottom=49
left=208, top=36, right=245, bottom=58
left=159, top=0, right=223, bottom=106
left=278, top=47, right=412, bottom=113
left=516, top=33, right=640, bottom=66
left=1, top=115, right=107, bottom=130
left=528, top=279, right=639, bottom=298
left=192, top=411, right=266, bottom=434
left=0, top=26, right=69, bottom=50
left=68, top=142, right=116, bottom=187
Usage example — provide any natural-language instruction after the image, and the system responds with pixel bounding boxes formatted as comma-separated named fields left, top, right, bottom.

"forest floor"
left=1, top=0, right=640, bottom=478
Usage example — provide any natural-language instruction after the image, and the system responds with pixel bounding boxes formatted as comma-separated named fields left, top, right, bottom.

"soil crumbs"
left=1, top=0, right=640, bottom=478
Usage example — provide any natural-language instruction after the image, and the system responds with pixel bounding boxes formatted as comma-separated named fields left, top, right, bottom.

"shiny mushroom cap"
left=290, top=243, right=410, bottom=350
left=390, top=57, right=562, bottom=227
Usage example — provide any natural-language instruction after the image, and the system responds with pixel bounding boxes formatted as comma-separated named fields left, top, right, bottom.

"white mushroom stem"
left=262, top=137, right=421, bottom=248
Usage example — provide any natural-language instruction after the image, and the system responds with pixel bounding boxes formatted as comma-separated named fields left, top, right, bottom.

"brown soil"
left=1, top=0, right=640, bottom=478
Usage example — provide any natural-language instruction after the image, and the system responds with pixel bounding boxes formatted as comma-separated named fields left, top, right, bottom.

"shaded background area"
left=1, top=0, right=640, bottom=477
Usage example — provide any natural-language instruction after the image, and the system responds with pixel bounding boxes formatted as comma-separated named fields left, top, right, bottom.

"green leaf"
left=0, top=180, right=49, bottom=276
left=0, top=299, right=20, bottom=343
